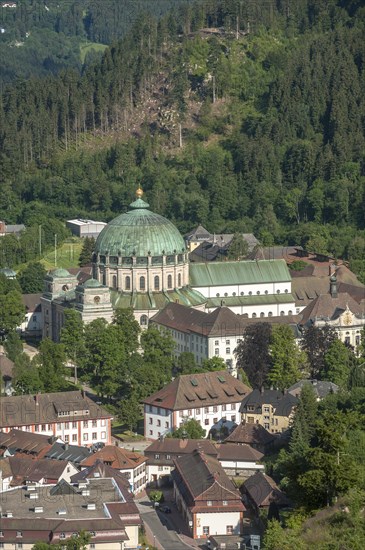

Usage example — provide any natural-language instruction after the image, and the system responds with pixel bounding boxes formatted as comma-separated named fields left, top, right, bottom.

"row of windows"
left=62, top=432, right=107, bottom=443
left=215, top=289, right=289, bottom=297
left=149, top=418, right=169, bottom=429
left=202, top=526, right=234, bottom=535
left=178, top=404, right=236, bottom=416
left=110, top=273, right=181, bottom=290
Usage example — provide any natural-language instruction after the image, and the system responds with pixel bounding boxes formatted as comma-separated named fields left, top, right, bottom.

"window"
left=155, top=454, right=160, bottom=459
left=157, top=420, right=161, bottom=427
left=268, top=311, right=273, bottom=317
left=92, top=420, right=97, bottom=427
left=72, top=434, right=77, bottom=442
left=0, top=531, right=3, bottom=537
left=195, top=408, right=200, bottom=414
left=203, top=526, right=210, bottom=536
left=264, top=423, right=270, bottom=429
left=112, top=275, right=117, bottom=289
left=215, top=348, right=219, bottom=355
left=149, top=430, right=153, bottom=435
left=226, top=525, right=233, bottom=535
left=140, top=276, right=146, bottom=290
left=125, top=276, right=131, bottom=290
left=256, top=291, right=260, bottom=295
left=140, top=315, right=148, bottom=326
left=231, top=415, right=236, bottom=422
left=204, top=419, right=209, bottom=425
left=167, top=274, right=173, bottom=289
left=260, top=312, right=265, bottom=318
left=213, top=406, right=218, bottom=413
left=178, top=273, right=182, bottom=286
left=204, top=407, right=209, bottom=413
left=83, top=433, right=88, bottom=441
left=264, top=406, right=270, bottom=412
left=41, top=424, right=46, bottom=431
left=280, top=311, right=285, bottom=316
left=215, top=340, right=219, bottom=345
left=101, top=431, right=106, bottom=439
left=92, top=432, right=97, bottom=440
left=252, top=313, right=257, bottom=318
left=213, top=418, right=218, bottom=424
left=207, top=500, right=212, bottom=506
left=72, top=421, right=77, bottom=429
left=226, top=340, right=230, bottom=345
left=149, top=418, right=153, bottom=425
left=277, top=289, right=281, bottom=294
left=187, top=409, right=192, bottom=415
left=35, top=425, right=39, bottom=432
left=222, top=404, right=226, bottom=411
left=64, top=435, right=69, bottom=442
left=179, top=410, right=184, bottom=417
left=226, top=348, right=230, bottom=354
left=154, top=275, right=160, bottom=290
left=231, top=403, right=236, bottom=410
left=223, top=500, right=228, bottom=506
left=60, top=533, right=66, bottom=540
left=17, top=531, right=22, bottom=538
left=165, top=422, right=169, bottom=428
left=83, top=420, right=88, bottom=428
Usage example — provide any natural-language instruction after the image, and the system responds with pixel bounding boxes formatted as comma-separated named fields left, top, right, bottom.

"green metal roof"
left=95, top=198, right=185, bottom=257
left=206, top=293, right=295, bottom=308
left=110, top=287, right=206, bottom=311
left=83, top=278, right=104, bottom=288
left=190, top=260, right=291, bottom=286
left=47, top=268, right=71, bottom=279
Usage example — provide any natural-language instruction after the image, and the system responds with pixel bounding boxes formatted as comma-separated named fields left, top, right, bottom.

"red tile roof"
left=81, top=445, right=146, bottom=470
left=142, top=370, right=251, bottom=410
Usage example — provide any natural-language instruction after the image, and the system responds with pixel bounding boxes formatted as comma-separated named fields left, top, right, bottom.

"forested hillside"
left=0, top=0, right=364, bottom=280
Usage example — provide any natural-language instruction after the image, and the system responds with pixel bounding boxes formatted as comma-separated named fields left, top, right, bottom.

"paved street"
left=136, top=498, right=199, bottom=550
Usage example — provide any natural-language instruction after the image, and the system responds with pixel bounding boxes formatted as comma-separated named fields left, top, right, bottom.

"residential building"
left=288, top=379, right=339, bottom=401
left=172, top=449, right=245, bottom=539
left=144, top=438, right=219, bottom=485
left=0, top=476, right=141, bottom=549
left=20, top=293, right=42, bottom=336
left=0, top=429, right=55, bottom=458
left=0, top=455, right=78, bottom=490
left=223, top=421, right=275, bottom=454
left=142, top=371, right=251, bottom=439
left=239, top=389, right=298, bottom=434
left=241, top=471, right=290, bottom=516
left=215, top=444, right=264, bottom=477
left=0, top=391, right=113, bottom=446
left=80, top=445, right=147, bottom=494
left=185, top=225, right=259, bottom=256
left=66, top=218, right=107, bottom=238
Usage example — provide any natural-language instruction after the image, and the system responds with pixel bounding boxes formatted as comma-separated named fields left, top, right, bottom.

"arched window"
left=280, top=310, right=285, bottom=316
left=277, top=289, right=281, bottom=294
left=252, top=313, right=257, bottom=318
left=154, top=275, right=160, bottom=291
left=260, top=312, right=265, bottom=318
left=112, top=275, right=117, bottom=289
left=268, top=311, right=273, bottom=317
left=102, top=271, right=106, bottom=285
left=140, top=276, right=146, bottom=291
left=288, top=310, right=293, bottom=315
left=178, top=273, right=182, bottom=287
left=125, top=276, right=131, bottom=290
left=140, top=315, right=148, bottom=326
left=167, top=274, right=173, bottom=289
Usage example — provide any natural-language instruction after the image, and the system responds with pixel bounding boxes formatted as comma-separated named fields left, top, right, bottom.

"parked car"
left=159, top=505, right=171, bottom=513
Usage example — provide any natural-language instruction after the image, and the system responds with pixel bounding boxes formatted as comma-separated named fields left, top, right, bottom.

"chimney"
left=81, top=390, right=85, bottom=398
left=64, top=442, right=69, bottom=450
left=34, top=394, right=39, bottom=405
left=330, top=273, right=338, bottom=298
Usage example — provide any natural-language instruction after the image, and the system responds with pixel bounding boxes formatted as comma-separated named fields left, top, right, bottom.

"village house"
left=239, top=389, right=298, bottom=434
left=80, top=445, right=147, bottom=494
left=172, top=449, right=245, bottom=539
left=223, top=421, right=276, bottom=454
left=142, top=370, right=251, bottom=439
left=0, top=391, right=113, bottom=446
left=241, top=471, right=290, bottom=517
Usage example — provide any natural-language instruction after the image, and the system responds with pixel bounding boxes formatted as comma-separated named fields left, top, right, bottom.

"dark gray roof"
left=239, top=389, right=298, bottom=417
left=224, top=422, right=275, bottom=447
left=45, top=442, right=91, bottom=464
left=243, top=471, right=289, bottom=508
left=287, top=379, right=339, bottom=399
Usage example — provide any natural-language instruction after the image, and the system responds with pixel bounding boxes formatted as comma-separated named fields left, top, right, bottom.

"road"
left=136, top=500, right=197, bottom=550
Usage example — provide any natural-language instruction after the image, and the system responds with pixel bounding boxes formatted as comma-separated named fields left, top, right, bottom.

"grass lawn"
left=80, top=41, right=107, bottom=63
left=41, top=239, right=83, bottom=270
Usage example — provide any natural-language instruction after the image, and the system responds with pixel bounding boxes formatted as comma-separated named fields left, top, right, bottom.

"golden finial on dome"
left=136, top=186, right=143, bottom=198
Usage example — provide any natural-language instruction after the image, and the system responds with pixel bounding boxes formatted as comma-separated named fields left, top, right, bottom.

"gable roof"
left=0, top=429, right=53, bottom=456
left=81, top=445, right=146, bottom=470
left=300, top=292, right=364, bottom=325
left=21, top=293, right=42, bottom=313
left=151, top=302, right=246, bottom=337
left=243, top=471, right=289, bottom=507
left=287, top=379, right=339, bottom=399
left=224, top=422, right=275, bottom=447
left=71, top=460, right=133, bottom=496
left=190, top=259, right=291, bottom=287
left=0, top=391, right=112, bottom=428
left=216, top=443, right=263, bottom=462
left=144, top=438, right=218, bottom=457
left=7, top=455, right=70, bottom=485
left=44, top=441, right=91, bottom=464
left=173, top=449, right=244, bottom=505
left=142, top=370, right=251, bottom=410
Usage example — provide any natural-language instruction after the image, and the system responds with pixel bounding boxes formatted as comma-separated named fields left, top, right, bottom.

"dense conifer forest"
left=0, top=0, right=364, bottom=280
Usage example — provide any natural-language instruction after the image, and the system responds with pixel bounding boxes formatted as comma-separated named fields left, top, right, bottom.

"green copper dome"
left=95, top=193, right=186, bottom=257
left=47, top=268, right=71, bottom=278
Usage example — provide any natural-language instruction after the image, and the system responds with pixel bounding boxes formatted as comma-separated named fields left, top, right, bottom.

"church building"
left=41, top=188, right=300, bottom=340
